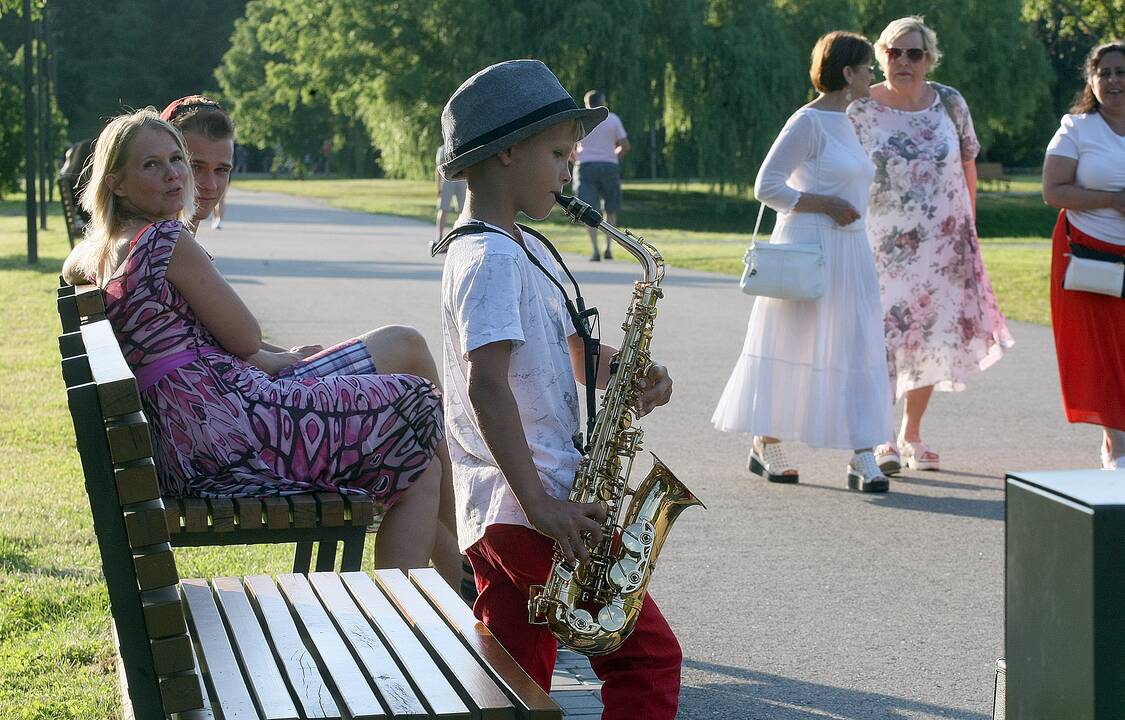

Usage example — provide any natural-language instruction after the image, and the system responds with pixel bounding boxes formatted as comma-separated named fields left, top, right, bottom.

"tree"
left=1022, top=0, right=1125, bottom=43
left=0, top=42, right=23, bottom=197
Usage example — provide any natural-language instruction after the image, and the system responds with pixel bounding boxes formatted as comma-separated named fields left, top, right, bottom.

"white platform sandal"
left=749, top=437, right=799, bottom=484
left=874, top=443, right=901, bottom=476
left=900, top=439, right=940, bottom=471
left=847, top=451, right=890, bottom=493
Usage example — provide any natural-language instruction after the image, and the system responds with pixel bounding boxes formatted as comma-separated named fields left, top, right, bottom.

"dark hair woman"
left=714, top=31, right=894, bottom=493
left=1042, top=41, right=1125, bottom=469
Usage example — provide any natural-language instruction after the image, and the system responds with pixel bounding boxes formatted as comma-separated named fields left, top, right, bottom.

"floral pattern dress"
left=102, top=220, right=444, bottom=507
left=848, top=83, right=1013, bottom=398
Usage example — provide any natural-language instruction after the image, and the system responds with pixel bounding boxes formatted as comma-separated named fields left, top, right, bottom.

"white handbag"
left=1062, top=220, right=1124, bottom=298
left=739, top=203, right=825, bottom=300
left=739, top=110, right=826, bottom=301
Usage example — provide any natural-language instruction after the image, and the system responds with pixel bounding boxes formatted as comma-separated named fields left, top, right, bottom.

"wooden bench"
left=58, top=281, right=373, bottom=573
left=61, top=312, right=561, bottom=719
left=977, top=161, right=1010, bottom=193
left=58, top=174, right=85, bottom=248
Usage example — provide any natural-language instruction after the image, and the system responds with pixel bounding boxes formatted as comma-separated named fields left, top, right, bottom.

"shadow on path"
left=682, top=658, right=989, bottom=719
left=786, top=482, right=1004, bottom=521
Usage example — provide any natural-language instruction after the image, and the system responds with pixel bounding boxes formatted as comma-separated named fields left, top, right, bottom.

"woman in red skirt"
left=1043, top=40, right=1125, bottom=469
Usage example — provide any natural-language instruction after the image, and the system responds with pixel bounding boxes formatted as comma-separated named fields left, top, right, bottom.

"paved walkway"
left=211, top=188, right=1094, bottom=719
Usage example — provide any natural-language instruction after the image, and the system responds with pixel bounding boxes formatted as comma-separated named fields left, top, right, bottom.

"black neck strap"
left=435, top=221, right=602, bottom=449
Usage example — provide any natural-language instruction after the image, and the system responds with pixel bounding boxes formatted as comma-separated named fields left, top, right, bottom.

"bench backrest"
left=58, top=285, right=205, bottom=718
left=57, top=175, right=86, bottom=248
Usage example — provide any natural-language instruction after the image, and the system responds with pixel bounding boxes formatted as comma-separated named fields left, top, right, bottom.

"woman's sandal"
left=749, top=437, right=799, bottom=484
left=847, top=451, right=890, bottom=493
left=900, top=439, right=940, bottom=471
left=874, top=443, right=901, bottom=476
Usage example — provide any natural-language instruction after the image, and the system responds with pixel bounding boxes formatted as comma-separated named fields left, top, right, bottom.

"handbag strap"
left=750, top=109, right=826, bottom=255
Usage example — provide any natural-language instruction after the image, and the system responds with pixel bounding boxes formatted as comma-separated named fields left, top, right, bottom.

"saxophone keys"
left=608, top=557, right=643, bottom=591
left=567, top=608, right=596, bottom=634
left=598, top=604, right=627, bottom=633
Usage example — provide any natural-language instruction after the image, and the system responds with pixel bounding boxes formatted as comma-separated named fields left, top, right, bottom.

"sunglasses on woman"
left=886, top=47, right=926, bottom=63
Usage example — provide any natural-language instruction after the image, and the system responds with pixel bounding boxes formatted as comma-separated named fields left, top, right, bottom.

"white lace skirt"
left=712, top=222, right=893, bottom=449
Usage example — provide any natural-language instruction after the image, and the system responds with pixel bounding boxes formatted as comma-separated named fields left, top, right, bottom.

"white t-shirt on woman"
left=1046, top=112, right=1125, bottom=245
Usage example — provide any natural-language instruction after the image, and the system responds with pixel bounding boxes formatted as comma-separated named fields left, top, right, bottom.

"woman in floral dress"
left=62, top=109, right=448, bottom=573
left=848, top=16, right=1013, bottom=473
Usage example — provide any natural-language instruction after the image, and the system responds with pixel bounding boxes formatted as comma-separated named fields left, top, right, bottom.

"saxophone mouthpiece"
left=555, top=192, right=603, bottom=229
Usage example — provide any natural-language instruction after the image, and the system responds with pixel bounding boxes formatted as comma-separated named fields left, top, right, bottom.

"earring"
left=845, top=88, right=853, bottom=102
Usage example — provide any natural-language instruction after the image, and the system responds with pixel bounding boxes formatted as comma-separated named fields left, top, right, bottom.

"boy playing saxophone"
left=436, top=60, right=682, bottom=719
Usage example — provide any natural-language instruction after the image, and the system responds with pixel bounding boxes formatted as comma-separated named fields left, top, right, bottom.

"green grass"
left=236, top=177, right=1054, bottom=325
left=0, top=196, right=380, bottom=716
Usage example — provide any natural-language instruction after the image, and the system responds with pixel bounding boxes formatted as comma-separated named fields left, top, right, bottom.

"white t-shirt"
left=1046, top=112, right=1125, bottom=245
left=440, top=222, right=583, bottom=551
left=576, top=111, right=627, bottom=165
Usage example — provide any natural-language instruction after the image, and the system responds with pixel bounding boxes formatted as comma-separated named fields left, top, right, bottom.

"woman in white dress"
left=713, top=31, right=893, bottom=492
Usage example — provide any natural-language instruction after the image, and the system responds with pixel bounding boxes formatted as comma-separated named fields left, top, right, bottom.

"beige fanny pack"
left=1063, top=219, right=1124, bottom=298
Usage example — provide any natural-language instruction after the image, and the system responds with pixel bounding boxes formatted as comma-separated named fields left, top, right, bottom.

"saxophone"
left=528, top=193, right=705, bottom=656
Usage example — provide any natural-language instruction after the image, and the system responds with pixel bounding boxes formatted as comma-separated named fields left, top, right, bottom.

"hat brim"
left=441, top=106, right=608, bottom=180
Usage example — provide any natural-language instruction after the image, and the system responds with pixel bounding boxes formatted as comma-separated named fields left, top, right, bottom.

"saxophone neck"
left=555, top=193, right=664, bottom=284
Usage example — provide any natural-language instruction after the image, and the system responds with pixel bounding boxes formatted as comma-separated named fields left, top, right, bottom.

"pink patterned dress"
left=102, top=220, right=443, bottom=506
left=849, top=83, right=1014, bottom=399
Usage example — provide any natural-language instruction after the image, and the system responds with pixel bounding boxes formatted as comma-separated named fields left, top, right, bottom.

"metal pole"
left=37, top=12, right=47, bottom=230
left=23, top=0, right=37, bottom=263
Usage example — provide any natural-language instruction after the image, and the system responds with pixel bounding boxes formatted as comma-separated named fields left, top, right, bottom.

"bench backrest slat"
left=62, top=322, right=203, bottom=718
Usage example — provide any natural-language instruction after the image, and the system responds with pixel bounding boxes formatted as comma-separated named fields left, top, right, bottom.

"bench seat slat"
left=211, top=577, right=300, bottom=720
left=124, top=502, right=172, bottom=548
left=183, top=498, right=209, bottom=533
left=410, top=568, right=562, bottom=719
left=341, top=572, right=471, bottom=719
left=150, top=633, right=196, bottom=676
left=180, top=579, right=259, bottom=718
left=307, top=573, right=429, bottom=719
left=315, top=492, right=345, bottom=527
left=289, top=494, right=317, bottom=528
left=245, top=575, right=341, bottom=719
left=142, top=585, right=188, bottom=639
left=276, top=574, right=387, bottom=720
left=374, top=569, right=515, bottom=719
left=105, top=413, right=152, bottom=464
left=234, top=497, right=265, bottom=530
left=115, top=461, right=161, bottom=505
left=134, top=547, right=179, bottom=591
left=208, top=498, right=236, bottom=533
left=263, top=497, right=290, bottom=529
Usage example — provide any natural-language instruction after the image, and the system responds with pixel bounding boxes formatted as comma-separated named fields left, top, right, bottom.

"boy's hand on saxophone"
left=524, top=495, right=607, bottom=565
left=635, top=363, right=673, bottom=417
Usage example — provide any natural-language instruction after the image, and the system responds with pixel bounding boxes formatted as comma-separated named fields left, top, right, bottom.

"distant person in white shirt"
left=573, top=90, right=630, bottom=261
left=436, top=144, right=468, bottom=247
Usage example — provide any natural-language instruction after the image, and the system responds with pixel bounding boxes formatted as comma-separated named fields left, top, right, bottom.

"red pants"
left=1050, top=210, right=1125, bottom=430
left=466, top=523, right=682, bottom=720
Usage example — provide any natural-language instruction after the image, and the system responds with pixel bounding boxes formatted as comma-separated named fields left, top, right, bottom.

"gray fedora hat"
left=440, top=59, right=607, bottom=179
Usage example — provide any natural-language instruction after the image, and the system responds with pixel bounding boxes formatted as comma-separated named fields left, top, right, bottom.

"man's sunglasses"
left=885, top=47, right=926, bottom=63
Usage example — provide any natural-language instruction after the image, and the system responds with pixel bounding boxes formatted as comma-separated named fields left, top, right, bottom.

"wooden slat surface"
left=341, top=572, right=471, bottom=719
left=264, top=497, right=290, bottom=529
left=411, top=569, right=561, bottom=719
left=115, top=461, right=161, bottom=505
left=183, top=498, right=209, bottom=533
left=289, top=494, right=317, bottom=528
left=375, top=569, right=515, bottom=719
left=166, top=499, right=183, bottom=535
left=276, top=574, right=386, bottom=720
left=80, top=320, right=141, bottom=417
left=308, top=573, right=429, bottom=719
left=234, top=497, right=265, bottom=530
left=74, top=284, right=106, bottom=317
left=158, top=673, right=206, bottom=715
left=133, top=547, right=179, bottom=591
left=141, top=585, right=188, bottom=639
left=211, top=577, right=300, bottom=720
left=315, top=493, right=345, bottom=527
left=346, top=495, right=374, bottom=527
left=149, top=634, right=196, bottom=676
left=124, top=502, right=172, bottom=549
left=208, top=498, right=236, bottom=533
left=180, top=579, right=258, bottom=719
left=245, top=575, right=341, bottom=719
left=105, top=413, right=152, bottom=464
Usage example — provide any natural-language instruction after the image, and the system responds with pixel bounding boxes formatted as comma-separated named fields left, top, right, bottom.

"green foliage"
left=0, top=44, right=22, bottom=197
left=1022, top=0, right=1125, bottom=43
left=48, top=0, right=247, bottom=139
